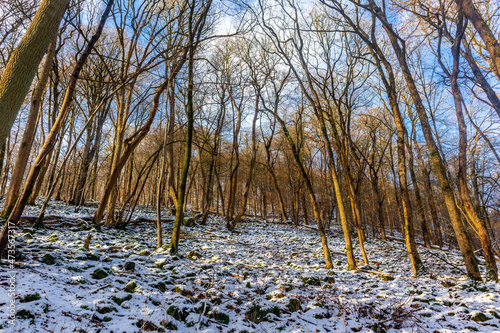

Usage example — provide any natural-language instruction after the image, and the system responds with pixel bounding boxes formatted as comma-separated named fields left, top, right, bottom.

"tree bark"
left=0, top=0, right=70, bottom=147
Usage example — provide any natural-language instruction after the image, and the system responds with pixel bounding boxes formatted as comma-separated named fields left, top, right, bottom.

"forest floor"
left=1, top=202, right=499, bottom=333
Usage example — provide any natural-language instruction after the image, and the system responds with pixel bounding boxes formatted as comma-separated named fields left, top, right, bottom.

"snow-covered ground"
left=1, top=202, right=499, bottom=332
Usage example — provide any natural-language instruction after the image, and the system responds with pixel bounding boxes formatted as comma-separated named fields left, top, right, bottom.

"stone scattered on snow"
left=3, top=201, right=500, bottom=333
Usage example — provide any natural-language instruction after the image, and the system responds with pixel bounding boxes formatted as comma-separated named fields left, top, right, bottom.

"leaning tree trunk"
left=454, top=0, right=500, bottom=81
left=0, top=0, right=70, bottom=148
left=0, top=0, right=113, bottom=256
left=445, top=15, right=498, bottom=281
left=1, top=37, right=57, bottom=218
left=368, top=0, right=481, bottom=280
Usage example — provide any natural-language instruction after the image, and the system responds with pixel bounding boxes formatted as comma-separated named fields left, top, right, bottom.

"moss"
left=20, top=293, right=41, bottom=303
left=152, top=282, right=166, bottom=292
left=287, top=298, right=301, bottom=312
left=471, top=312, right=490, bottom=322
left=186, top=251, right=202, bottom=260
left=41, top=253, right=56, bottom=265
left=161, top=319, right=178, bottom=330
left=136, top=319, right=165, bottom=332
left=86, top=253, right=100, bottom=261
left=124, top=280, right=137, bottom=293
left=155, top=258, right=168, bottom=269
left=167, top=305, right=182, bottom=320
left=209, top=309, right=230, bottom=324
left=92, top=268, right=108, bottom=279
left=97, top=306, right=117, bottom=314
left=17, top=309, right=35, bottom=321
left=245, top=302, right=280, bottom=323
left=489, top=310, right=500, bottom=319
left=301, top=275, right=321, bottom=286
left=48, top=234, right=58, bottom=242
left=112, top=294, right=132, bottom=305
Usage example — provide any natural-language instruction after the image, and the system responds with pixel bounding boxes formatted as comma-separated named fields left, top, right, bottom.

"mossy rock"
left=208, top=308, right=230, bottom=324
left=48, top=234, right=58, bottom=242
left=471, top=312, right=490, bottom=322
left=182, top=218, right=195, bottom=227
left=20, top=293, right=41, bottom=303
left=441, top=280, right=456, bottom=288
left=92, top=268, right=109, bottom=279
left=86, top=253, right=100, bottom=261
left=16, top=309, right=35, bottom=320
left=80, top=224, right=92, bottom=231
left=139, top=250, right=151, bottom=256
left=136, top=319, right=165, bottom=332
left=167, top=305, right=191, bottom=321
left=125, top=280, right=137, bottom=293
left=380, top=275, right=395, bottom=281
left=245, top=300, right=281, bottom=323
left=123, top=261, right=135, bottom=271
left=152, top=282, right=166, bottom=292
left=66, top=266, right=80, bottom=273
left=161, top=319, right=178, bottom=330
left=112, top=294, right=132, bottom=305
left=186, top=251, right=202, bottom=260
left=41, top=253, right=56, bottom=265
left=195, top=301, right=211, bottom=314
left=155, top=258, right=168, bottom=269
left=174, top=285, right=191, bottom=297
left=97, top=306, right=117, bottom=314
left=287, top=298, right=301, bottom=312
left=489, top=310, right=500, bottom=319
left=323, top=276, right=335, bottom=283
left=301, top=275, right=321, bottom=286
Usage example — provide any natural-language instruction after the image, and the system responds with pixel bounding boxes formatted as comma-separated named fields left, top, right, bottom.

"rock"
left=152, top=282, right=167, bottom=292
left=301, top=275, right=321, bottom=286
left=135, top=319, right=165, bottom=332
left=174, top=285, right=192, bottom=297
left=97, top=306, right=117, bottom=314
left=182, top=217, right=195, bottom=227
left=41, top=254, right=56, bottom=265
left=167, top=305, right=182, bottom=320
left=139, top=250, right=151, bottom=256
left=155, top=258, right=168, bottom=269
left=20, top=293, right=41, bottom=303
left=186, top=251, right=202, bottom=260
left=86, top=253, right=100, bottom=261
left=471, top=312, right=490, bottom=322
left=165, top=264, right=177, bottom=271
left=323, top=276, right=335, bottom=283
left=92, top=268, right=109, bottom=279
left=124, top=261, right=135, bottom=271
left=208, top=308, right=230, bottom=324
left=112, top=293, right=132, bottom=305
left=125, top=280, right=137, bottom=293
left=287, top=298, right=301, bottom=312
left=16, top=309, right=35, bottom=320
left=161, top=319, right=178, bottom=330
left=245, top=298, right=281, bottom=323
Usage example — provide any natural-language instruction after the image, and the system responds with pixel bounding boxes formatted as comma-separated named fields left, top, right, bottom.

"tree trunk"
left=0, top=0, right=70, bottom=147
left=1, top=37, right=57, bottom=218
